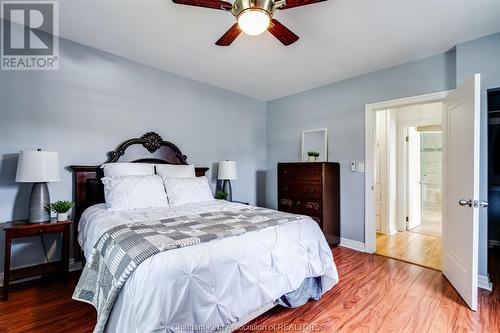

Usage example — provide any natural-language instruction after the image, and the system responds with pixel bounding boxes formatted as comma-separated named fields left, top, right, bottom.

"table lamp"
left=218, top=160, right=237, bottom=202
left=16, top=150, right=60, bottom=223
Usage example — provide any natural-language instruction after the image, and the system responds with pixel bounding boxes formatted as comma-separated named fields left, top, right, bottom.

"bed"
left=70, top=132, right=339, bottom=333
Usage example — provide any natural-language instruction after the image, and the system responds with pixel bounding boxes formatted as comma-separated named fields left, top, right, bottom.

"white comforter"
left=79, top=201, right=339, bottom=333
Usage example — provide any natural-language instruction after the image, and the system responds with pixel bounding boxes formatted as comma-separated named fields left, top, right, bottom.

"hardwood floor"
left=376, top=231, right=442, bottom=270
left=0, top=275, right=96, bottom=333
left=408, top=220, right=441, bottom=237
left=1, top=247, right=498, bottom=333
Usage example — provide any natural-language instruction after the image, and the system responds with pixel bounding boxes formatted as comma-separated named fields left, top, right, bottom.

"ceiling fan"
left=171, top=0, right=327, bottom=46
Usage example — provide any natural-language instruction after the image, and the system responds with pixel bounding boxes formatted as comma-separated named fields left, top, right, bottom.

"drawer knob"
left=305, top=202, right=320, bottom=210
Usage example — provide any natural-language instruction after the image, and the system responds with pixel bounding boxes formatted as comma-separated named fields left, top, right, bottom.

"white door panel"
left=442, top=74, right=481, bottom=311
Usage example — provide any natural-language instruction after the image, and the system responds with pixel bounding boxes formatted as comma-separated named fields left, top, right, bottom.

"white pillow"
left=101, top=163, right=154, bottom=178
left=156, top=164, right=195, bottom=178
left=163, top=176, right=214, bottom=206
left=102, top=175, right=169, bottom=211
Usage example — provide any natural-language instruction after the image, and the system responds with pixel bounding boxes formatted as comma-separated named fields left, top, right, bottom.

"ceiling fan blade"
left=215, top=24, right=242, bottom=46
left=268, top=19, right=299, bottom=46
left=172, top=0, right=232, bottom=10
left=278, top=0, right=326, bottom=10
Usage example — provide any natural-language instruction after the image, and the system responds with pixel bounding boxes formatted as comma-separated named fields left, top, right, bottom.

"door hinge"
left=406, top=136, right=409, bottom=142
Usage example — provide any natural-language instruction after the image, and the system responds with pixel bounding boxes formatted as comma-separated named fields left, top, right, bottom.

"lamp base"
left=223, top=180, right=232, bottom=202
left=29, top=182, right=50, bottom=223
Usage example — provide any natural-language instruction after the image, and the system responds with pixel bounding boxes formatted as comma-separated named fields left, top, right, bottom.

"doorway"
left=373, top=103, right=443, bottom=270
left=366, top=75, right=485, bottom=310
left=410, top=129, right=442, bottom=238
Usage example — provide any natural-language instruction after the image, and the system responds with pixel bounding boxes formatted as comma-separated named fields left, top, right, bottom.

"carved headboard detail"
left=105, top=132, right=188, bottom=164
left=70, top=132, right=209, bottom=260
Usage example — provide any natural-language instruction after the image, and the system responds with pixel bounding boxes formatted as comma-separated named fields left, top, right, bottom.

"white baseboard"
left=0, top=259, right=82, bottom=287
left=478, top=274, right=493, bottom=291
left=339, top=238, right=366, bottom=252
left=378, top=227, right=398, bottom=236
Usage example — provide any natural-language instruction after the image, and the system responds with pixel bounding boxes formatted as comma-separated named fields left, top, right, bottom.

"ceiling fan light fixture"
left=237, top=9, right=270, bottom=36
left=172, top=0, right=319, bottom=46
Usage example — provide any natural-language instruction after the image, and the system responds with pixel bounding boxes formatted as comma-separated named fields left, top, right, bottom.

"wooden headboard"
left=70, top=132, right=208, bottom=260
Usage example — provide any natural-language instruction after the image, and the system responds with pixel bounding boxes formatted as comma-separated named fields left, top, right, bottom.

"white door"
left=407, top=127, right=422, bottom=230
left=442, top=74, right=483, bottom=311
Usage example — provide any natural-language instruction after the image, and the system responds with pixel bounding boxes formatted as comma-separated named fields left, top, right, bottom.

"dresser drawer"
left=279, top=198, right=323, bottom=216
left=278, top=163, right=322, bottom=182
left=279, top=182, right=322, bottom=199
left=279, top=202, right=323, bottom=228
left=309, top=216, right=323, bottom=227
left=10, top=223, right=68, bottom=238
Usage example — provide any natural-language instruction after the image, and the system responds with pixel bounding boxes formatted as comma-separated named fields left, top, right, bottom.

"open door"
left=407, top=127, right=422, bottom=230
left=443, top=74, right=485, bottom=311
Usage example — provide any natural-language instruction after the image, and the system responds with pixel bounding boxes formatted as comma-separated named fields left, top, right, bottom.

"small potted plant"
left=215, top=191, right=229, bottom=200
left=48, top=201, right=74, bottom=221
left=307, top=151, right=320, bottom=162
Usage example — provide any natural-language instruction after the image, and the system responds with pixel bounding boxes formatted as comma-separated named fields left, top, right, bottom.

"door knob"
left=459, top=199, right=473, bottom=207
left=458, top=199, right=489, bottom=208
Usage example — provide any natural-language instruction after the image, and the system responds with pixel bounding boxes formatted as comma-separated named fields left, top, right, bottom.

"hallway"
left=376, top=231, right=442, bottom=270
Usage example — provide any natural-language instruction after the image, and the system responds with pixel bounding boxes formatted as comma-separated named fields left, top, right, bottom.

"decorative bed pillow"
left=162, top=176, right=214, bottom=206
left=101, top=163, right=155, bottom=178
left=155, top=164, right=195, bottom=178
left=102, top=175, right=169, bottom=211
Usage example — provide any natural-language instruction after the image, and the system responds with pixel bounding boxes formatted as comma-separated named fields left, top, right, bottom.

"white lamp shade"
left=218, top=160, right=237, bottom=180
left=16, top=150, right=60, bottom=183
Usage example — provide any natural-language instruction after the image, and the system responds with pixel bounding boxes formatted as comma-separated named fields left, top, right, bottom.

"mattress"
left=78, top=200, right=339, bottom=333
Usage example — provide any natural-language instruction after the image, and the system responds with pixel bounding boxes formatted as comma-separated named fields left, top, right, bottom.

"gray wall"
left=0, top=36, right=267, bottom=271
left=267, top=51, right=456, bottom=243
left=267, top=33, right=500, bottom=277
left=455, top=32, right=500, bottom=276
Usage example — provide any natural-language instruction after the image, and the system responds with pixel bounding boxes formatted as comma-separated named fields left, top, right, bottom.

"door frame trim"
left=364, top=90, right=451, bottom=253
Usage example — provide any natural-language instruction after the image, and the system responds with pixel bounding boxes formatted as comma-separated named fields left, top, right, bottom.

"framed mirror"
left=301, top=128, right=328, bottom=162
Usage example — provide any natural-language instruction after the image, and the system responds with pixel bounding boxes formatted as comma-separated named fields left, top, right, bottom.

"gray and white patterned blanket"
left=72, top=207, right=304, bottom=333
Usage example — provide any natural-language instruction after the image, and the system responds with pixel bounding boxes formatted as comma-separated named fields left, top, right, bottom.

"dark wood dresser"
left=278, top=162, right=340, bottom=245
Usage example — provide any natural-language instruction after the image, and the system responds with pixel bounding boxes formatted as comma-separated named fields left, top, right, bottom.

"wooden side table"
left=2, top=220, right=72, bottom=301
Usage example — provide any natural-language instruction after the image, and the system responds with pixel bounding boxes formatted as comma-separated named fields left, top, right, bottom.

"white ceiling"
left=35, top=1, right=500, bottom=100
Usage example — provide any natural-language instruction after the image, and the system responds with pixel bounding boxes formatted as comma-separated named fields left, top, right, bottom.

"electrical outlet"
left=358, top=162, right=365, bottom=173
left=350, top=161, right=356, bottom=172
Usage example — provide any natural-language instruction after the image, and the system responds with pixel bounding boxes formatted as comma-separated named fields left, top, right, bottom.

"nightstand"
left=2, top=220, right=72, bottom=301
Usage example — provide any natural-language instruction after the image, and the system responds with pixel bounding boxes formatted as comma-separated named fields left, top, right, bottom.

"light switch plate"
left=358, top=162, right=365, bottom=173
left=350, top=161, right=356, bottom=172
